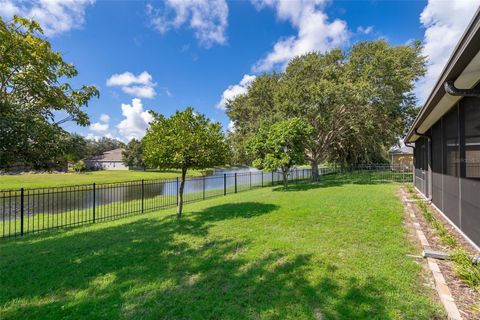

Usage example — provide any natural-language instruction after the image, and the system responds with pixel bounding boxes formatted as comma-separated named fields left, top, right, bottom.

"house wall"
left=414, top=97, right=480, bottom=247
left=85, top=161, right=129, bottom=171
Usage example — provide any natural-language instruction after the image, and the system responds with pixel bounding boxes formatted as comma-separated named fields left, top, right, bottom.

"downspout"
left=444, top=80, right=480, bottom=97
left=415, top=129, right=432, bottom=201
left=404, top=142, right=415, bottom=174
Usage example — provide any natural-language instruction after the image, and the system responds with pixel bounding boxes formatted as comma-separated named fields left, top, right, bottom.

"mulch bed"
left=404, top=188, right=480, bottom=319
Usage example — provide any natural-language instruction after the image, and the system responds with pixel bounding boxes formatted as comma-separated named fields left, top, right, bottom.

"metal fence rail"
left=0, top=165, right=412, bottom=238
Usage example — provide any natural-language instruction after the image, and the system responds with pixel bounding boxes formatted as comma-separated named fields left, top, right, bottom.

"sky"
left=1, top=0, right=479, bottom=142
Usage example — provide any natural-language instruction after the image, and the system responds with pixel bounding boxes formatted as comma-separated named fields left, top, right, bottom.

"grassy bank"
left=0, top=182, right=442, bottom=319
left=0, top=170, right=204, bottom=190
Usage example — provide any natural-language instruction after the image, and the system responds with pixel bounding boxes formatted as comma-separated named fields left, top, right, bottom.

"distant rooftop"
left=389, top=146, right=413, bottom=155
left=86, top=148, right=124, bottom=162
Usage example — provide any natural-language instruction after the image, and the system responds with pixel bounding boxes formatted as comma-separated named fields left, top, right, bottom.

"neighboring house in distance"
left=388, top=146, right=413, bottom=170
left=405, top=8, right=480, bottom=248
left=85, top=148, right=129, bottom=171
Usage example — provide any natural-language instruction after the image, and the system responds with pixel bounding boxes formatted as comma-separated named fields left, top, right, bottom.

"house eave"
left=405, top=7, right=480, bottom=143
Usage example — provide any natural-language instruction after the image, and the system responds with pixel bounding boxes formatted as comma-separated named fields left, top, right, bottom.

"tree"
left=0, top=16, right=99, bottom=169
left=62, top=133, right=89, bottom=164
left=247, top=118, right=312, bottom=187
left=144, top=108, right=229, bottom=218
left=226, top=74, right=281, bottom=166
left=226, top=40, right=426, bottom=179
left=122, top=139, right=145, bottom=170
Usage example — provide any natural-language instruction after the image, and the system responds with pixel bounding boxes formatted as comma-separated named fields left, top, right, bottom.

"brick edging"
left=399, top=188, right=462, bottom=320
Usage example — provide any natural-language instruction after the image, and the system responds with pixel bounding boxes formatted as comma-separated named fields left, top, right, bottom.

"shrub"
left=72, top=160, right=86, bottom=173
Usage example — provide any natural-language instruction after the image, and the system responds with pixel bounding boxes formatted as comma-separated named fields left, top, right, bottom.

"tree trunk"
left=282, top=169, right=289, bottom=188
left=176, top=167, right=187, bottom=218
left=311, top=159, right=319, bottom=181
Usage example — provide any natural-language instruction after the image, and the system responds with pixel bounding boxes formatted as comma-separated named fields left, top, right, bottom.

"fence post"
left=261, top=171, right=264, bottom=187
left=141, top=180, right=144, bottom=213
left=250, top=172, right=252, bottom=189
left=176, top=177, right=179, bottom=205
left=203, top=175, right=206, bottom=200
left=272, top=171, right=274, bottom=186
left=224, top=174, right=227, bottom=195
left=20, top=188, right=24, bottom=236
left=235, top=173, right=238, bottom=193
left=92, top=183, right=96, bottom=223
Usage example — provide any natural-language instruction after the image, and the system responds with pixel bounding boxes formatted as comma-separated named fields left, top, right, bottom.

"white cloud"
left=116, top=98, right=154, bottom=141
left=100, top=114, right=110, bottom=122
left=106, top=71, right=157, bottom=99
left=122, top=85, right=157, bottom=99
left=252, top=0, right=349, bottom=72
left=357, top=25, right=373, bottom=35
left=146, top=0, right=228, bottom=47
left=216, top=74, right=256, bottom=110
left=90, top=122, right=109, bottom=133
left=0, top=0, right=94, bottom=36
left=416, top=0, right=480, bottom=104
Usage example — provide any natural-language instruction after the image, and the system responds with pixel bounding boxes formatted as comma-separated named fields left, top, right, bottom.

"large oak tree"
left=226, top=40, right=426, bottom=179
left=0, top=17, right=99, bottom=169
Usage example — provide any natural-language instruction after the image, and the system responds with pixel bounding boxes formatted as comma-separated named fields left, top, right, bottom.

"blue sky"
left=1, top=0, right=479, bottom=141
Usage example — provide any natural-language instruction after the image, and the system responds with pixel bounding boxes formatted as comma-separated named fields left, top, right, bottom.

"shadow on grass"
left=1, top=201, right=394, bottom=319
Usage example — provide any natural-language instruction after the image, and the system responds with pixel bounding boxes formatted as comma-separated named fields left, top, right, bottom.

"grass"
left=0, top=169, right=204, bottom=190
left=0, top=182, right=443, bottom=319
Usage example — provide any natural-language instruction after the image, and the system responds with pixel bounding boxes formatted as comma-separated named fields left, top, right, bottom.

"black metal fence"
left=0, top=165, right=412, bottom=239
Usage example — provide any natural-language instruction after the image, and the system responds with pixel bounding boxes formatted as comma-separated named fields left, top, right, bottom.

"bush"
left=452, top=250, right=480, bottom=289
left=72, top=160, right=86, bottom=173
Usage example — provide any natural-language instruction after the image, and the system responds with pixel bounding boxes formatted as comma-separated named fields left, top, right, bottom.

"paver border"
left=399, top=188, right=462, bottom=320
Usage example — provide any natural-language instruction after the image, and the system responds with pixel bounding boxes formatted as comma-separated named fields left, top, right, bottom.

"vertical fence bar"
left=92, top=183, right=96, bottom=223
left=176, top=177, right=179, bottom=205
left=261, top=172, right=264, bottom=187
left=141, top=180, right=145, bottom=213
left=250, top=172, right=252, bottom=189
left=223, top=174, right=227, bottom=195
left=203, top=176, right=206, bottom=200
left=20, top=188, right=24, bottom=236
left=272, top=171, right=274, bottom=186
left=234, top=173, right=238, bottom=193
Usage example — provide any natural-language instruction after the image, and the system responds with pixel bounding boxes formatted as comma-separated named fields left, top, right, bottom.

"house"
left=388, top=146, right=413, bottom=170
left=85, top=148, right=129, bottom=170
left=405, top=8, right=480, bottom=248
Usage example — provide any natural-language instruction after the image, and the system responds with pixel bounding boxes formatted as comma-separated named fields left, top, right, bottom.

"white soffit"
left=414, top=49, right=480, bottom=140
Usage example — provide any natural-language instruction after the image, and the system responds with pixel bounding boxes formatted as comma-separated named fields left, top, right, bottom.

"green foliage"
left=226, top=74, right=281, bottom=165
left=227, top=40, right=426, bottom=171
left=144, top=107, right=229, bottom=216
left=72, top=160, right=86, bottom=173
left=247, top=118, right=312, bottom=187
left=451, top=250, right=480, bottom=289
left=122, top=139, right=144, bottom=169
left=0, top=16, right=99, bottom=169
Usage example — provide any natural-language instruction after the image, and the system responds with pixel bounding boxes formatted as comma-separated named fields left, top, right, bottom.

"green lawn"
left=0, top=169, right=204, bottom=190
left=0, top=182, right=443, bottom=319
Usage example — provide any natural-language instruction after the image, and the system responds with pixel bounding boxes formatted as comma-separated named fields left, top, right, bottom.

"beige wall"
left=391, top=154, right=413, bottom=170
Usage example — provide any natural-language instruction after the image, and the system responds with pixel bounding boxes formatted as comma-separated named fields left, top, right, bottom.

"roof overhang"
left=405, top=7, right=480, bottom=143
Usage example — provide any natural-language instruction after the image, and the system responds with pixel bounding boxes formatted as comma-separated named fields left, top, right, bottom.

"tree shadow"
left=0, top=201, right=429, bottom=319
